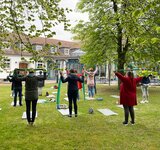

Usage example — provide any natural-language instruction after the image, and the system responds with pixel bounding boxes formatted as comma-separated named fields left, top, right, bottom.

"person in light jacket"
left=83, top=65, right=98, bottom=98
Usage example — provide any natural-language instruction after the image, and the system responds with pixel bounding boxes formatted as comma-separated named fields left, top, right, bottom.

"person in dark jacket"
left=140, top=76, right=151, bottom=104
left=7, top=70, right=23, bottom=106
left=15, top=68, right=47, bottom=125
left=60, top=69, right=84, bottom=117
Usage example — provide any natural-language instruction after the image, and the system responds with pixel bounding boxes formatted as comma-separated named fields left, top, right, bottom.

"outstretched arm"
left=60, top=71, right=68, bottom=83
left=93, top=65, right=98, bottom=74
left=114, top=72, right=126, bottom=82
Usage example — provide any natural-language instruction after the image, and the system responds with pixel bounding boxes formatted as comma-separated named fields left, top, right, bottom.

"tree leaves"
left=73, top=0, right=160, bottom=72
left=0, top=0, right=71, bottom=65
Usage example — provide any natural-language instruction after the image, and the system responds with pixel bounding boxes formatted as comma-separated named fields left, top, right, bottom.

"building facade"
left=0, top=36, right=116, bottom=82
left=0, top=36, right=85, bottom=80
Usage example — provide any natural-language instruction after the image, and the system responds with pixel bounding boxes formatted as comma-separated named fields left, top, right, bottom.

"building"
left=0, top=36, right=117, bottom=82
left=0, top=36, right=84, bottom=80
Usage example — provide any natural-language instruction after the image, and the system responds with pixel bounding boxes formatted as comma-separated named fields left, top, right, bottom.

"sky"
left=53, top=0, right=88, bottom=41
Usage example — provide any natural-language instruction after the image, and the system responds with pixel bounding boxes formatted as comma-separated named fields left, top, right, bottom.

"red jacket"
left=115, top=72, right=142, bottom=106
left=76, top=74, right=82, bottom=89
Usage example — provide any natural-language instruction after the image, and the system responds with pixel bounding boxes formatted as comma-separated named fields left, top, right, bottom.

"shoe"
left=130, top=121, right=135, bottom=125
left=144, top=100, right=149, bottom=103
left=123, top=121, right=128, bottom=126
left=140, top=100, right=145, bottom=104
left=19, top=104, right=23, bottom=106
left=13, top=105, right=16, bottom=107
left=68, top=115, right=72, bottom=117
left=75, top=114, right=78, bottom=117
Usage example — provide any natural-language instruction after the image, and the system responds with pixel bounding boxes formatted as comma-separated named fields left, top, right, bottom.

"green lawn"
left=0, top=83, right=160, bottom=150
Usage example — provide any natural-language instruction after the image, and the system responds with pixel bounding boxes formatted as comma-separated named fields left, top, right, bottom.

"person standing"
left=83, top=65, right=98, bottom=98
left=114, top=71, right=143, bottom=125
left=140, top=75, right=151, bottom=103
left=15, top=69, right=47, bottom=125
left=7, top=70, right=23, bottom=106
left=37, top=71, right=45, bottom=96
left=60, top=69, right=84, bottom=117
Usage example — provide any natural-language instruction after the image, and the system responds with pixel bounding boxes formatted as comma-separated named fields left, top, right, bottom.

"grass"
left=0, top=83, right=160, bottom=150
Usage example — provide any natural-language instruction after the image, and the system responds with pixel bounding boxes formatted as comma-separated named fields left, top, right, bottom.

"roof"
left=30, top=37, right=81, bottom=49
left=3, top=36, right=81, bottom=56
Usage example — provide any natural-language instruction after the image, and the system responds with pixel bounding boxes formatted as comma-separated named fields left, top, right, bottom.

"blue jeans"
left=88, top=86, right=95, bottom=97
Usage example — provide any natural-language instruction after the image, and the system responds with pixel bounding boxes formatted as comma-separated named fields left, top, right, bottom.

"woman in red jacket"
left=115, top=71, right=142, bottom=125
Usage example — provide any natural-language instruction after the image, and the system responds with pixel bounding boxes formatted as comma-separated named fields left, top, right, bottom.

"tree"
left=0, top=0, right=71, bottom=68
left=72, top=0, right=160, bottom=74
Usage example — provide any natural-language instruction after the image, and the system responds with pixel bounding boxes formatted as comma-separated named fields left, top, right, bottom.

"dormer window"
left=15, top=42, right=26, bottom=49
left=36, top=45, right=43, bottom=51
left=1, top=41, right=10, bottom=50
left=32, top=45, right=43, bottom=51
left=50, top=46, right=57, bottom=53
left=4, top=58, right=11, bottom=69
left=64, top=48, right=70, bottom=55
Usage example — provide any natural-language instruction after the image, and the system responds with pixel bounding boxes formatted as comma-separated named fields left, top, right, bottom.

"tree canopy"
left=0, top=0, right=71, bottom=68
left=72, top=0, right=160, bottom=72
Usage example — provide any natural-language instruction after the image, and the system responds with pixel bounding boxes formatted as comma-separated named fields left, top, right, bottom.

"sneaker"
left=144, top=100, right=149, bottom=103
left=123, top=121, right=128, bottom=126
left=140, top=100, right=145, bottom=104
left=75, top=114, right=78, bottom=117
left=130, top=121, right=135, bottom=125
left=19, top=104, right=23, bottom=106
left=68, top=115, right=72, bottom=117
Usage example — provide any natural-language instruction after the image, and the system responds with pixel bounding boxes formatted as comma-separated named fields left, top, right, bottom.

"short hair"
left=89, top=68, right=93, bottom=71
left=127, top=71, right=134, bottom=78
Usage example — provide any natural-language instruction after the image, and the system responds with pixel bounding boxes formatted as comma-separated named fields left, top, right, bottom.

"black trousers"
left=123, top=105, right=135, bottom=123
left=14, top=88, right=22, bottom=105
left=68, top=90, right=78, bottom=115
left=25, top=100, right=38, bottom=123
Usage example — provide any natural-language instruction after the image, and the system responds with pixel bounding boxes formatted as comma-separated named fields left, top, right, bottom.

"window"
left=64, top=48, right=70, bottom=55
left=4, top=59, right=11, bottom=69
left=37, top=61, right=44, bottom=68
left=50, top=46, right=57, bottom=53
left=32, top=45, right=43, bottom=51
left=15, top=42, right=25, bottom=49
left=1, top=41, right=10, bottom=50
left=36, top=45, right=43, bottom=51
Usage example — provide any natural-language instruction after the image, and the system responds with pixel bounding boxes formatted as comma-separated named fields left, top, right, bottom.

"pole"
left=56, top=77, right=62, bottom=109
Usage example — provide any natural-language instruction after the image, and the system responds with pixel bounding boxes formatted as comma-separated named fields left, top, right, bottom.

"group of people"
left=60, top=65, right=98, bottom=117
left=7, top=66, right=151, bottom=126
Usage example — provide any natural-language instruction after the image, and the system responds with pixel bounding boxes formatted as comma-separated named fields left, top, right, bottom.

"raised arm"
left=115, top=72, right=126, bottom=82
left=37, top=71, right=47, bottom=81
left=7, top=75, right=13, bottom=82
left=60, top=71, right=68, bottom=83
left=93, top=65, right=98, bottom=74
